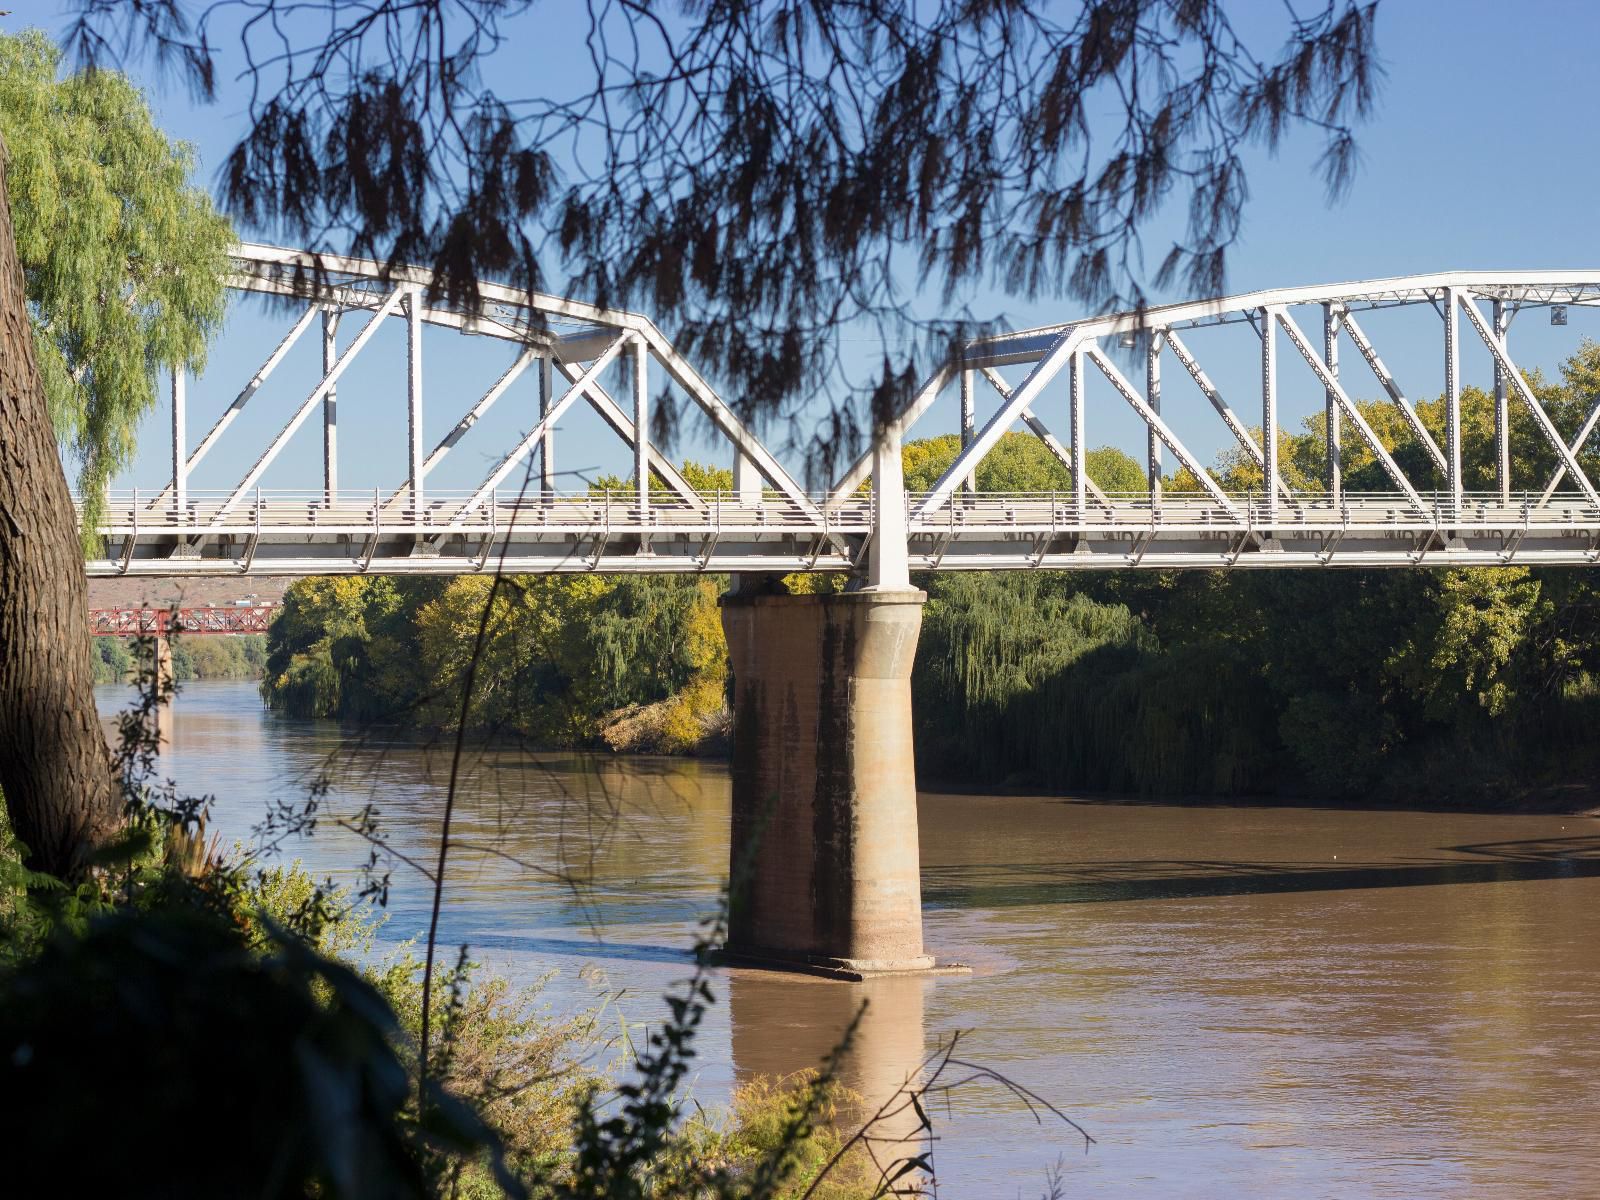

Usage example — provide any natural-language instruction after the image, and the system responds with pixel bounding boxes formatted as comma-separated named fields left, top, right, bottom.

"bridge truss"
left=83, top=247, right=1600, bottom=580
left=89, top=605, right=278, bottom=636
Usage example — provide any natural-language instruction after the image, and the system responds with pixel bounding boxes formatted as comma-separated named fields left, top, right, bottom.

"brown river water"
left=98, top=679, right=1600, bottom=1198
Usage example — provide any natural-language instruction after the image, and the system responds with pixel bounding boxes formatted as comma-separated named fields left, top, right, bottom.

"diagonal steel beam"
left=635, top=326, right=817, bottom=518
left=211, top=287, right=406, bottom=521
left=150, top=303, right=322, bottom=507
left=1338, top=312, right=1448, bottom=473
left=1086, top=345, right=1241, bottom=518
left=913, top=331, right=1081, bottom=516
left=450, top=336, right=629, bottom=521
left=1454, top=296, right=1600, bottom=508
left=1537, top=391, right=1600, bottom=505
left=829, top=364, right=954, bottom=503
left=1274, top=309, right=1426, bottom=510
left=552, top=355, right=705, bottom=509
left=1162, top=329, right=1293, bottom=501
left=414, top=346, right=537, bottom=485
left=978, top=366, right=1111, bottom=504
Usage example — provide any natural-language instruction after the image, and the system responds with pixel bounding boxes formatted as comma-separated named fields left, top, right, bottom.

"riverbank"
left=92, top=633, right=268, bottom=685
left=252, top=561, right=1600, bottom=813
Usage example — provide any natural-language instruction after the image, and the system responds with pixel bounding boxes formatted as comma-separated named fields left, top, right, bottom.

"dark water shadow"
left=921, top=835, right=1600, bottom=909
left=426, top=930, right=697, bottom=966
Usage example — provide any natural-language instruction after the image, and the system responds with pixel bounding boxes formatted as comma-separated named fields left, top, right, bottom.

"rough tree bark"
left=0, top=136, right=118, bottom=877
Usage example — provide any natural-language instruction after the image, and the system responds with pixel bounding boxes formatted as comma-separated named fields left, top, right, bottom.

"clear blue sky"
left=32, top=0, right=1600, bottom=496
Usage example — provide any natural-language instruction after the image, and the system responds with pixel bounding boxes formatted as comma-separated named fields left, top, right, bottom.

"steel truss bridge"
left=81, top=245, right=1600, bottom=582
left=89, top=605, right=278, bottom=636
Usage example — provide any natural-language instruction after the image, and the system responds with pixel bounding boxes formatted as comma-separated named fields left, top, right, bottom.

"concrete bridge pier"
left=144, top=635, right=176, bottom=748
left=718, top=424, right=959, bottom=977
left=719, top=586, right=935, bottom=977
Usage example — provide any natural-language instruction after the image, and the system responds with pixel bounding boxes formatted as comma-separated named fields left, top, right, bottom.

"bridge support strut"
left=719, top=587, right=942, bottom=978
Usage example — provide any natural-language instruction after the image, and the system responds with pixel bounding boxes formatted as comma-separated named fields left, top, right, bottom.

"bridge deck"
left=84, top=489, right=1600, bottom=575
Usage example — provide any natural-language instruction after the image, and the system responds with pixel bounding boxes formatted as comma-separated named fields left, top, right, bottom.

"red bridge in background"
left=89, top=605, right=279, bottom=636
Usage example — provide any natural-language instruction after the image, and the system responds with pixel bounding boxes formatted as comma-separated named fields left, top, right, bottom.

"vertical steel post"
left=632, top=337, right=650, bottom=520
left=867, top=419, right=910, bottom=589
left=322, top=309, right=339, bottom=506
left=1493, top=298, right=1511, bottom=505
left=1069, top=348, right=1086, bottom=517
left=959, top=367, right=976, bottom=495
left=1444, top=287, right=1462, bottom=521
left=406, top=289, right=424, bottom=520
left=1261, top=307, right=1278, bottom=526
left=1323, top=303, right=1342, bottom=505
left=734, top=450, right=761, bottom=504
left=1146, top=333, right=1163, bottom=508
left=171, top=367, right=186, bottom=519
left=538, top=352, right=556, bottom=502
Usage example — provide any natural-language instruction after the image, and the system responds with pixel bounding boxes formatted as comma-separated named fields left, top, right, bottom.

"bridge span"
left=85, top=245, right=1600, bottom=979
left=88, top=487, right=1600, bottom=576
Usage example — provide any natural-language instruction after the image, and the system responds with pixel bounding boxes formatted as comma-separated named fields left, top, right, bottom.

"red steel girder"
left=88, top=605, right=278, bottom=636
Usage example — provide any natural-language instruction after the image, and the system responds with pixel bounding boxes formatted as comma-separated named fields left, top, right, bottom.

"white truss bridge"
left=84, top=245, right=1600, bottom=579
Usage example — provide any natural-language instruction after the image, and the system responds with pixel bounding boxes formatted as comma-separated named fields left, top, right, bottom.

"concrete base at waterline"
left=719, top=587, right=959, bottom=977
left=712, top=947, right=970, bottom=983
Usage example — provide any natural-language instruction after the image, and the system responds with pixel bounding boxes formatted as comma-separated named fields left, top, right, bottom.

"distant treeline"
left=93, top=635, right=269, bottom=685
left=259, top=343, right=1600, bottom=807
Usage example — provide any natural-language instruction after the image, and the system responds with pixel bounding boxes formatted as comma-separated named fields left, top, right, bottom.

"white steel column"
left=1260, top=307, right=1278, bottom=526
left=539, top=353, right=556, bottom=501
left=406, top=289, right=424, bottom=520
left=171, top=367, right=187, bottom=519
left=1444, top=287, right=1462, bottom=521
left=322, top=309, right=339, bottom=504
left=960, top=367, right=976, bottom=495
left=631, top=338, right=650, bottom=520
left=1069, top=348, right=1086, bottom=516
left=867, top=421, right=910, bottom=590
left=1493, top=299, right=1511, bottom=505
left=1146, top=334, right=1163, bottom=507
left=1323, top=303, right=1342, bottom=504
left=734, top=449, right=761, bottom=504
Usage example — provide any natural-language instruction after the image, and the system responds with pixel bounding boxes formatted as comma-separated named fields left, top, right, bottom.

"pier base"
left=719, top=588, right=940, bottom=977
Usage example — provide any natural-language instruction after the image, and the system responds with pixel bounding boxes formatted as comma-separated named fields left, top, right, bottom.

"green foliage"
left=264, top=566, right=728, bottom=752
left=914, top=573, right=1151, bottom=785
left=262, top=576, right=445, bottom=721
left=172, top=633, right=269, bottom=681
left=0, top=29, right=232, bottom=531
left=89, top=636, right=133, bottom=683
left=902, top=431, right=1141, bottom=494
left=0, top=904, right=509, bottom=1199
left=95, top=635, right=269, bottom=684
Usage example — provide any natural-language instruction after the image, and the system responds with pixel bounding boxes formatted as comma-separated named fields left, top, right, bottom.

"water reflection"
left=729, top=970, right=929, bottom=1167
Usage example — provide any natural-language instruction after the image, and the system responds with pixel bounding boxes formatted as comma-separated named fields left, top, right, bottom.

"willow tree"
left=0, top=30, right=231, bottom=876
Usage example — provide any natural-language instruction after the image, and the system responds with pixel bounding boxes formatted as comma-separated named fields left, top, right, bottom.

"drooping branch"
left=66, top=0, right=1383, bottom=479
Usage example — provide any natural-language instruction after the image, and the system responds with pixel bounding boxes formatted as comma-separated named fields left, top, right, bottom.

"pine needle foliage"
left=66, top=1, right=1381, bottom=470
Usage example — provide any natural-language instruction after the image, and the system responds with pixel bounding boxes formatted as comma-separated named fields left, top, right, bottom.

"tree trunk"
left=0, top=137, right=118, bottom=878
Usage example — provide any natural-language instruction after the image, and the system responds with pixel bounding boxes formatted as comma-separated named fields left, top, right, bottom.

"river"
left=97, top=679, right=1600, bottom=1198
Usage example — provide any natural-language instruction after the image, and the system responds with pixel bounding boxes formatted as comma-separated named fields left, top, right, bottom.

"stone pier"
left=719, top=586, right=938, bottom=977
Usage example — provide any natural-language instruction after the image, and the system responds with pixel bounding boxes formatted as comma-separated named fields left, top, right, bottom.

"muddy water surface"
left=97, top=679, right=1600, bottom=1198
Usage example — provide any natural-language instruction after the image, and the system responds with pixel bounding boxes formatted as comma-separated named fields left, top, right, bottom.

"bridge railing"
left=83, top=487, right=1600, bottom=538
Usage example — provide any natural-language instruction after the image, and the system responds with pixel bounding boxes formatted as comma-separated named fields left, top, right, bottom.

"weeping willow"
left=0, top=31, right=233, bottom=534
left=914, top=574, right=1276, bottom=795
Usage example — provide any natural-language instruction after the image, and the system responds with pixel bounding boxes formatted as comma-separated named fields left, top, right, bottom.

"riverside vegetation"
left=265, top=345, right=1600, bottom=809
left=0, top=657, right=913, bottom=1198
left=93, top=633, right=269, bottom=685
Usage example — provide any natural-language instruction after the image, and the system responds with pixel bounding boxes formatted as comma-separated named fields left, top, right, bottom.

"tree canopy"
left=65, top=0, right=1382, bottom=471
left=0, top=29, right=232, bottom=523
